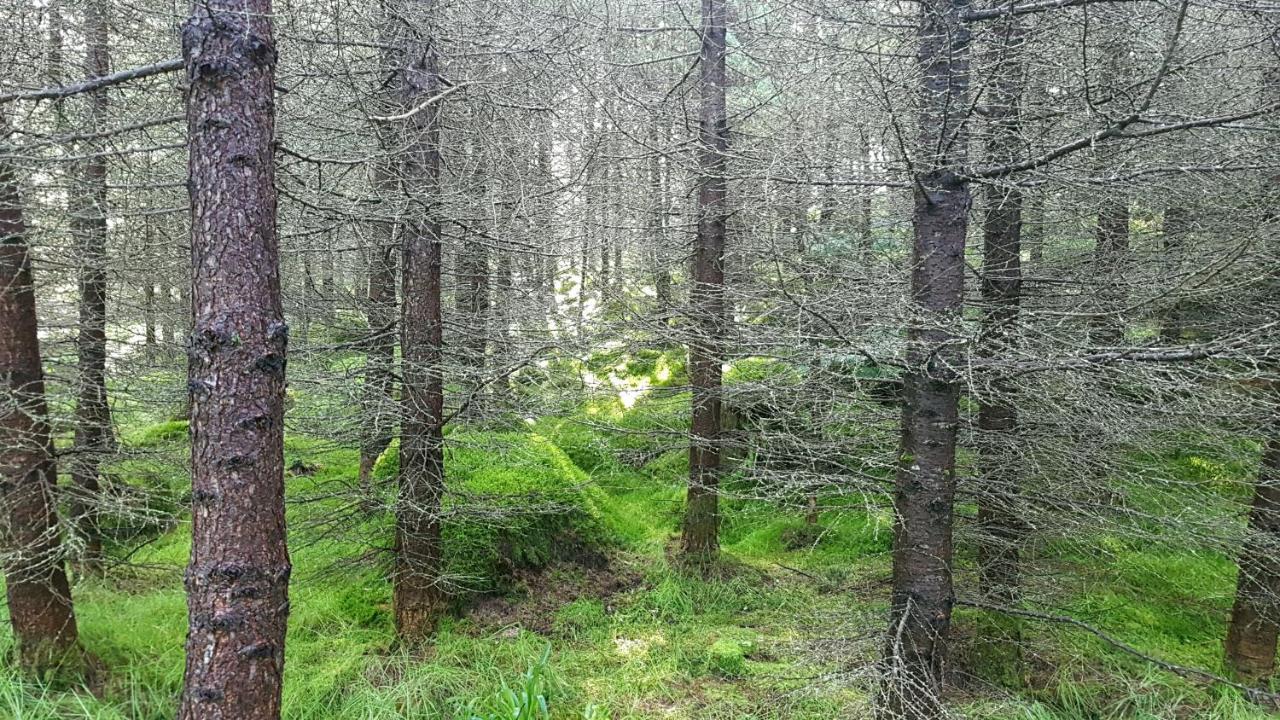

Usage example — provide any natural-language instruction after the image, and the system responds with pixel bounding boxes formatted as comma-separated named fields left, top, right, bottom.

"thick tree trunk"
left=70, top=0, right=115, bottom=570
left=682, top=0, right=728, bottom=562
left=391, top=0, right=449, bottom=641
left=881, top=0, right=971, bottom=713
left=177, top=2, right=291, bottom=717
left=0, top=112, right=84, bottom=679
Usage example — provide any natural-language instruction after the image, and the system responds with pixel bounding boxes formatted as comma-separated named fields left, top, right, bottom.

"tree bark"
left=681, top=0, right=728, bottom=562
left=70, top=0, right=115, bottom=570
left=0, top=111, right=84, bottom=679
left=177, top=1, right=291, bottom=716
left=1224, top=25, right=1280, bottom=681
left=976, top=14, right=1026, bottom=609
left=1090, top=199, right=1130, bottom=347
left=359, top=193, right=397, bottom=497
left=881, top=0, right=971, bottom=713
left=390, top=0, right=449, bottom=641
left=1226, top=428, right=1280, bottom=679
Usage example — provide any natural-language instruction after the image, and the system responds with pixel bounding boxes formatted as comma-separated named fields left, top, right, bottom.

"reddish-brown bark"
left=388, top=0, right=449, bottom=641
left=682, top=0, right=728, bottom=561
left=0, top=112, right=84, bottom=678
left=177, top=0, right=291, bottom=716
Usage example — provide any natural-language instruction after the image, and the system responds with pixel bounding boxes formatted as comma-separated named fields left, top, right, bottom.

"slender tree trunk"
left=0, top=111, right=84, bottom=679
left=535, top=136, right=559, bottom=334
left=1090, top=199, right=1130, bottom=346
left=391, top=0, right=449, bottom=641
left=70, top=0, right=115, bottom=570
left=456, top=225, right=489, bottom=418
left=1158, top=206, right=1189, bottom=343
left=359, top=171, right=397, bottom=496
left=976, top=14, right=1027, bottom=608
left=682, top=0, right=728, bottom=562
left=881, top=0, right=971, bottom=713
left=177, top=1, right=290, bottom=716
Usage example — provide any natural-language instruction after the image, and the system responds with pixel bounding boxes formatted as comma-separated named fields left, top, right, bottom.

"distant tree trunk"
left=976, top=14, right=1026, bottom=608
left=391, top=0, right=449, bottom=642
left=0, top=111, right=85, bottom=679
left=359, top=161, right=397, bottom=496
left=857, top=136, right=874, bottom=253
left=880, top=0, right=970, bottom=713
left=143, top=218, right=158, bottom=360
left=177, top=0, right=290, bottom=716
left=1158, top=205, right=1189, bottom=343
left=535, top=136, right=559, bottom=334
left=682, top=0, right=728, bottom=562
left=456, top=225, right=490, bottom=418
left=70, top=0, right=115, bottom=569
left=1090, top=199, right=1130, bottom=346
left=650, top=125, right=672, bottom=316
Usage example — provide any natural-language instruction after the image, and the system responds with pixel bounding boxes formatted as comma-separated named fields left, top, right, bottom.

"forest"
left=0, top=0, right=1278, bottom=717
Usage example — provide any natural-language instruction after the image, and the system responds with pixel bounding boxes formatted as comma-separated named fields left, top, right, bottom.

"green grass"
left=0, top=366, right=1273, bottom=719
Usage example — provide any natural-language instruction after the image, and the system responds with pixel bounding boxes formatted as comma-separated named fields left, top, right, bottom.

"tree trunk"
left=1225, top=25, right=1280, bottom=680
left=0, top=111, right=85, bottom=679
left=70, top=0, right=115, bottom=570
left=1090, top=199, right=1130, bottom=347
left=177, top=1, right=291, bottom=716
left=881, top=0, right=971, bottom=713
left=359, top=189, right=397, bottom=497
left=649, top=124, right=673, bottom=317
left=976, top=14, right=1026, bottom=609
left=456, top=223, right=490, bottom=419
left=682, top=0, right=728, bottom=562
left=391, top=0, right=449, bottom=642
left=1226, top=428, right=1280, bottom=679
left=1158, top=205, right=1189, bottom=343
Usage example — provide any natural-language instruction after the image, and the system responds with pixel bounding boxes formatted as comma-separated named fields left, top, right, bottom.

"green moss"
left=126, top=420, right=189, bottom=448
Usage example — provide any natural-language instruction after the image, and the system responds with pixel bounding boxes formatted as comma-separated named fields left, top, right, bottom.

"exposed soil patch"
left=466, top=552, right=643, bottom=635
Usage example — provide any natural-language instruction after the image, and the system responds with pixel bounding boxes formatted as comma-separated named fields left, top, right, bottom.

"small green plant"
left=457, top=646, right=555, bottom=720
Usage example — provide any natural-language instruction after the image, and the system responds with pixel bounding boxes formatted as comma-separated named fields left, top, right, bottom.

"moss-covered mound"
left=374, top=430, right=611, bottom=596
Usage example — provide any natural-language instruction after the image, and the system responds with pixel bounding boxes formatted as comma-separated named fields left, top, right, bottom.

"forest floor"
left=0, top=357, right=1276, bottom=719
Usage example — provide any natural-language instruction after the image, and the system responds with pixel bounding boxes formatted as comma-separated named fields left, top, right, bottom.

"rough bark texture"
left=1226, top=428, right=1280, bottom=679
left=682, top=0, right=728, bottom=561
left=0, top=112, right=84, bottom=678
left=881, top=0, right=971, bottom=713
left=391, top=0, right=449, bottom=641
left=70, top=0, right=115, bottom=569
left=178, top=1, right=291, bottom=717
